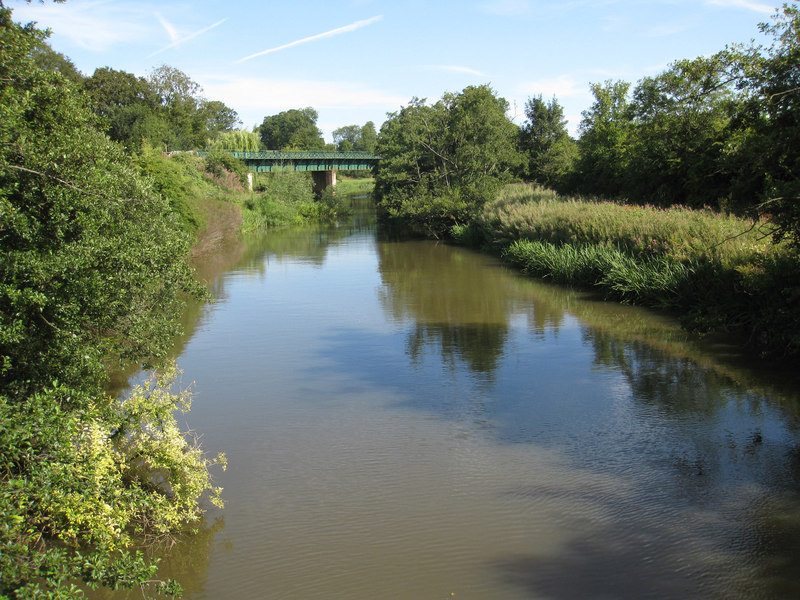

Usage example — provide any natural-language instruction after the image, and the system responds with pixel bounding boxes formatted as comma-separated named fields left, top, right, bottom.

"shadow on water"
left=87, top=517, right=225, bottom=600
left=308, top=231, right=800, bottom=599
left=107, top=193, right=800, bottom=599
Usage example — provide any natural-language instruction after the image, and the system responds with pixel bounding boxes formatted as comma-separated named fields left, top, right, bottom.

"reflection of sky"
left=170, top=224, right=800, bottom=600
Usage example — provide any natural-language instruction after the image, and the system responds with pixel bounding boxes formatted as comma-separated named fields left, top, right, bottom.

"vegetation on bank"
left=336, top=176, right=375, bottom=197
left=454, top=184, right=800, bottom=357
left=0, top=1, right=365, bottom=596
left=0, top=8, right=341, bottom=599
left=374, top=5, right=800, bottom=360
left=0, top=9, right=232, bottom=599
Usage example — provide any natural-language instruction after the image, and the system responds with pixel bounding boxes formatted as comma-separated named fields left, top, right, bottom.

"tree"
left=625, top=55, right=740, bottom=208
left=30, top=38, right=82, bottom=83
left=200, top=99, right=241, bottom=134
left=259, top=107, right=325, bottom=150
left=332, top=124, right=362, bottom=150
left=147, top=64, right=238, bottom=150
left=83, top=67, right=164, bottom=148
left=574, top=80, right=633, bottom=197
left=206, top=129, right=262, bottom=152
left=519, top=95, right=577, bottom=190
left=358, top=121, right=378, bottom=153
left=332, top=121, right=378, bottom=153
left=374, top=85, right=522, bottom=237
left=738, top=4, right=800, bottom=246
left=1, top=9, right=220, bottom=596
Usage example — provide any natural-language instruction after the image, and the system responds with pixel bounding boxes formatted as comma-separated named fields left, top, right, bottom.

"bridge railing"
left=197, top=151, right=378, bottom=160
left=196, top=150, right=379, bottom=173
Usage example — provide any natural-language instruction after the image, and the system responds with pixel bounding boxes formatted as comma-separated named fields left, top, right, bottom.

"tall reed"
left=471, top=184, right=799, bottom=358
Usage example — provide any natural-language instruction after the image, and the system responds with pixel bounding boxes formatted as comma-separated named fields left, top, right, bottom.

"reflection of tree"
left=87, top=516, right=224, bottom=599
left=406, top=322, right=507, bottom=378
left=377, top=240, right=520, bottom=377
left=589, top=331, right=731, bottom=417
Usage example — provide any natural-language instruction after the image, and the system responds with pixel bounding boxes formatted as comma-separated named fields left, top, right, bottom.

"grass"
left=336, top=175, right=375, bottom=196
left=480, top=183, right=775, bottom=268
left=461, top=183, right=800, bottom=359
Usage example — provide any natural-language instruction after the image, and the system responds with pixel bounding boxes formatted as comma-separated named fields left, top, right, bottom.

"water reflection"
left=103, top=195, right=800, bottom=599
left=88, top=517, right=224, bottom=599
left=369, top=236, right=800, bottom=598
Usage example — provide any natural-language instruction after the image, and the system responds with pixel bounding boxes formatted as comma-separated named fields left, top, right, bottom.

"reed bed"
left=481, top=183, right=773, bottom=268
left=465, top=183, right=799, bottom=358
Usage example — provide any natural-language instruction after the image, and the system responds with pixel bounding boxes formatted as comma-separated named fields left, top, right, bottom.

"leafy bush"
left=202, top=151, right=249, bottom=189
left=1, top=10, right=222, bottom=597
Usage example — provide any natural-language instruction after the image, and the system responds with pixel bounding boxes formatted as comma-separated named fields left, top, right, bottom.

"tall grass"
left=336, top=176, right=375, bottom=196
left=470, top=184, right=800, bottom=358
left=481, top=183, right=773, bottom=268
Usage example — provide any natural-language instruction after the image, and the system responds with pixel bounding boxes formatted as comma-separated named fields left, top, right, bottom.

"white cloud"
left=236, top=15, right=383, bottom=63
left=704, top=0, right=775, bottom=14
left=521, top=75, right=588, bottom=99
left=425, top=65, right=487, bottom=77
left=11, top=0, right=152, bottom=51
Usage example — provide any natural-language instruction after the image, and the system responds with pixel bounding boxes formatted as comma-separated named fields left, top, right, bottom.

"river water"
left=109, top=197, right=800, bottom=599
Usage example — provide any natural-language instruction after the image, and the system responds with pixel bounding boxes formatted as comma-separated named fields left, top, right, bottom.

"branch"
left=706, top=217, right=760, bottom=251
left=768, top=86, right=800, bottom=103
left=7, top=164, right=105, bottom=198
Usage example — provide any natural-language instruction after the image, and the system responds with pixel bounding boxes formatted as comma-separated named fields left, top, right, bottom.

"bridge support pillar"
left=312, top=170, right=337, bottom=195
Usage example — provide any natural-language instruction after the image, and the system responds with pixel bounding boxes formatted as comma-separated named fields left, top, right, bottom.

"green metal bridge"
left=198, top=150, right=378, bottom=191
left=213, top=151, right=378, bottom=173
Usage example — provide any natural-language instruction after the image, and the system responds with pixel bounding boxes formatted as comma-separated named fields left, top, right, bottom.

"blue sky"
left=9, top=0, right=782, bottom=140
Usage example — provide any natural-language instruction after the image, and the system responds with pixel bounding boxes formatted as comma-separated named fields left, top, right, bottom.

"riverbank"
left=450, top=183, right=800, bottom=360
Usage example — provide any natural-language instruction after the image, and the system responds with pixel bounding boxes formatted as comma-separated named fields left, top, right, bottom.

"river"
left=104, top=196, right=800, bottom=599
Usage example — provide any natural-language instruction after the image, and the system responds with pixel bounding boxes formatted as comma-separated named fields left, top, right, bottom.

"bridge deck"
left=199, top=151, right=378, bottom=173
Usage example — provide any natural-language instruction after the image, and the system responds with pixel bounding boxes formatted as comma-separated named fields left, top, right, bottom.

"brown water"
left=103, top=197, right=800, bottom=599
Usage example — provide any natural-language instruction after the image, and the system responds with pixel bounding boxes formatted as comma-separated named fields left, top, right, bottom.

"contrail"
left=148, top=18, right=228, bottom=58
left=156, top=12, right=179, bottom=44
left=236, top=15, right=383, bottom=63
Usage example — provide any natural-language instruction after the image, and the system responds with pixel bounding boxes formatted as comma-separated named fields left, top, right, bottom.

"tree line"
left=375, top=4, right=800, bottom=248
left=30, top=38, right=377, bottom=155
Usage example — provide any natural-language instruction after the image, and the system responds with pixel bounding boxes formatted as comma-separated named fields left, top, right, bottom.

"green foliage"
left=479, top=184, right=800, bottom=358
left=0, top=367, right=225, bottom=599
left=574, top=80, right=633, bottom=197
left=1, top=10, right=222, bottom=596
left=83, top=64, right=238, bottom=151
left=558, top=5, right=800, bottom=249
left=519, top=95, right=577, bottom=190
left=332, top=121, right=378, bottom=153
left=335, top=176, right=375, bottom=196
left=30, top=38, right=82, bottom=83
left=739, top=4, right=800, bottom=247
left=243, top=171, right=315, bottom=230
left=258, top=107, right=325, bottom=151
left=626, top=55, right=742, bottom=208
left=199, top=100, right=241, bottom=135
left=374, top=85, right=523, bottom=238
left=202, top=151, right=249, bottom=189
left=135, top=145, right=204, bottom=231
left=205, top=129, right=262, bottom=152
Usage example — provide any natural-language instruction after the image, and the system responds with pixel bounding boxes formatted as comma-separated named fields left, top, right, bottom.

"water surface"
left=106, top=198, right=800, bottom=599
